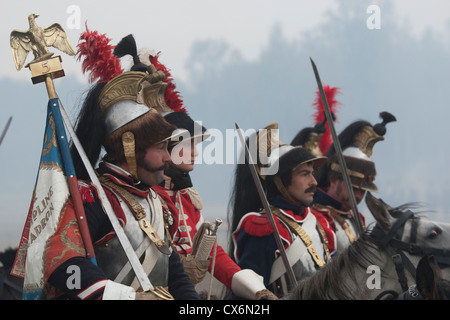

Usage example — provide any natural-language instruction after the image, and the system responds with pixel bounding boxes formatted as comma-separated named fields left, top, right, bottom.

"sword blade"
left=235, top=123, right=297, bottom=288
left=310, top=58, right=364, bottom=236
left=0, top=116, right=12, bottom=146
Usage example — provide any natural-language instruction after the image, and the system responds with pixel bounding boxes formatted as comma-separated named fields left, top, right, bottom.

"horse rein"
left=371, top=209, right=450, bottom=296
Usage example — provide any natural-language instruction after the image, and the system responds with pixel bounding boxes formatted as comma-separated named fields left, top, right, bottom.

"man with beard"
left=229, top=123, right=336, bottom=297
left=28, top=32, right=199, bottom=300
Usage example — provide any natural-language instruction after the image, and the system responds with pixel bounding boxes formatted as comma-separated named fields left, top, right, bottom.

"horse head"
left=366, top=192, right=450, bottom=295
left=366, top=192, right=450, bottom=261
left=286, top=193, right=450, bottom=300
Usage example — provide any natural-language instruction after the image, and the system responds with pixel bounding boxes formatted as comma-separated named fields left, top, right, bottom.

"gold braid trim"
left=314, top=204, right=357, bottom=244
left=271, top=207, right=328, bottom=268
left=315, top=222, right=332, bottom=262
left=99, top=176, right=167, bottom=250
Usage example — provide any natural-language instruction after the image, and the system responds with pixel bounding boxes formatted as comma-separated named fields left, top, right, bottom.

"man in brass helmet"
left=136, top=50, right=277, bottom=300
left=229, top=123, right=336, bottom=297
left=297, top=112, right=396, bottom=252
left=42, top=32, right=199, bottom=300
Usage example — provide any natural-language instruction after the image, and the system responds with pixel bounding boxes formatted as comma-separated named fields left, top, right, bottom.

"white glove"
left=231, top=269, right=272, bottom=300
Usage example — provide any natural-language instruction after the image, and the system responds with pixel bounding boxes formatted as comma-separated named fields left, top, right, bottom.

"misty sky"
left=1, top=0, right=450, bottom=251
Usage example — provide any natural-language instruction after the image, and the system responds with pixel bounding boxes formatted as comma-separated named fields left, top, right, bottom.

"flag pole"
left=26, top=57, right=97, bottom=266
left=11, top=15, right=157, bottom=291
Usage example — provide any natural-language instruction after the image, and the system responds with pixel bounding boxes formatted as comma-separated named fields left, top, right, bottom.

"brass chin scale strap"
left=122, top=131, right=139, bottom=181
left=273, top=175, right=298, bottom=205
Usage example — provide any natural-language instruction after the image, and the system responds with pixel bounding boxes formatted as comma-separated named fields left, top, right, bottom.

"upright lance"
left=235, top=123, right=297, bottom=288
left=309, top=58, right=364, bottom=237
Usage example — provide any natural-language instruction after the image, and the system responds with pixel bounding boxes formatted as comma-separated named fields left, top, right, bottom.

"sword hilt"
left=211, top=219, right=222, bottom=236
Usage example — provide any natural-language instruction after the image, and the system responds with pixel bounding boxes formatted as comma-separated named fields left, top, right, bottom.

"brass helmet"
left=253, top=122, right=327, bottom=202
left=324, top=112, right=396, bottom=192
left=75, top=30, right=176, bottom=181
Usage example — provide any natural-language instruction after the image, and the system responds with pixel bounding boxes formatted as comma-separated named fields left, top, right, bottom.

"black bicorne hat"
left=134, top=49, right=209, bottom=146
left=164, top=111, right=209, bottom=148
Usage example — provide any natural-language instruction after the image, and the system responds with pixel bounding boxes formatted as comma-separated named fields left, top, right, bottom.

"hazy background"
left=1, top=0, right=450, bottom=251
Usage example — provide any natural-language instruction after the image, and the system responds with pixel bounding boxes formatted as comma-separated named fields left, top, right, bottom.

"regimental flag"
left=11, top=98, right=86, bottom=300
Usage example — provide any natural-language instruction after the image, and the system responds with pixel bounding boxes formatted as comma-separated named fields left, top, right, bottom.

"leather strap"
left=272, top=207, right=327, bottom=268
left=100, top=177, right=168, bottom=253
left=315, top=204, right=357, bottom=244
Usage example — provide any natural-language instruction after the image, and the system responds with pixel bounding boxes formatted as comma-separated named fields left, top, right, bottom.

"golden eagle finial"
left=10, top=14, right=76, bottom=71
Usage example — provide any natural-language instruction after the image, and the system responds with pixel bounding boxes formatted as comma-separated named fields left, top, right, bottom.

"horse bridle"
left=371, top=208, right=450, bottom=294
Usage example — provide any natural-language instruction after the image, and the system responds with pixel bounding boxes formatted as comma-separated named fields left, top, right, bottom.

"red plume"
left=149, top=53, right=187, bottom=114
left=312, top=85, right=341, bottom=155
left=76, top=23, right=123, bottom=83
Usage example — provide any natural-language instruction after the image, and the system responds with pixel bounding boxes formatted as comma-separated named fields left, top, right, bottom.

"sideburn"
left=135, top=151, right=168, bottom=173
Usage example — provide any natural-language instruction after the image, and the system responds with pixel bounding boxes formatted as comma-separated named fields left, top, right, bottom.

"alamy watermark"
left=367, top=5, right=381, bottom=30
left=66, top=264, right=81, bottom=290
left=366, top=264, right=381, bottom=289
left=66, top=5, right=81, bottom=30
left=64, top=4, right=382, bottom=32
left=169, top=124, right=281, bottom=175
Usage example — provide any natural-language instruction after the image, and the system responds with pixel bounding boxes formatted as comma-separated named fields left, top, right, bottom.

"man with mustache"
left=293, top=112, right=396, bottom=253
left=229, top=123, right=336, bottom=297
left=35, top=33, right=199, bottom=300
left=144, top=51, right=277, bottom=300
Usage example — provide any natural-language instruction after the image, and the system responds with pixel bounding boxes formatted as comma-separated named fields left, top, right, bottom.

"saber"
left=310, top=58, right=364, bottom=236
left=207, top=219, right=222, bottom=300
left=0, top=116, right=12, bottom=146
left=235, top=123, right=297, bottom=288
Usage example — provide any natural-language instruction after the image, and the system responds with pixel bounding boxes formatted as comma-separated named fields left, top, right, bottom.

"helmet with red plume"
left=71, top=28, right=176, bottom=181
